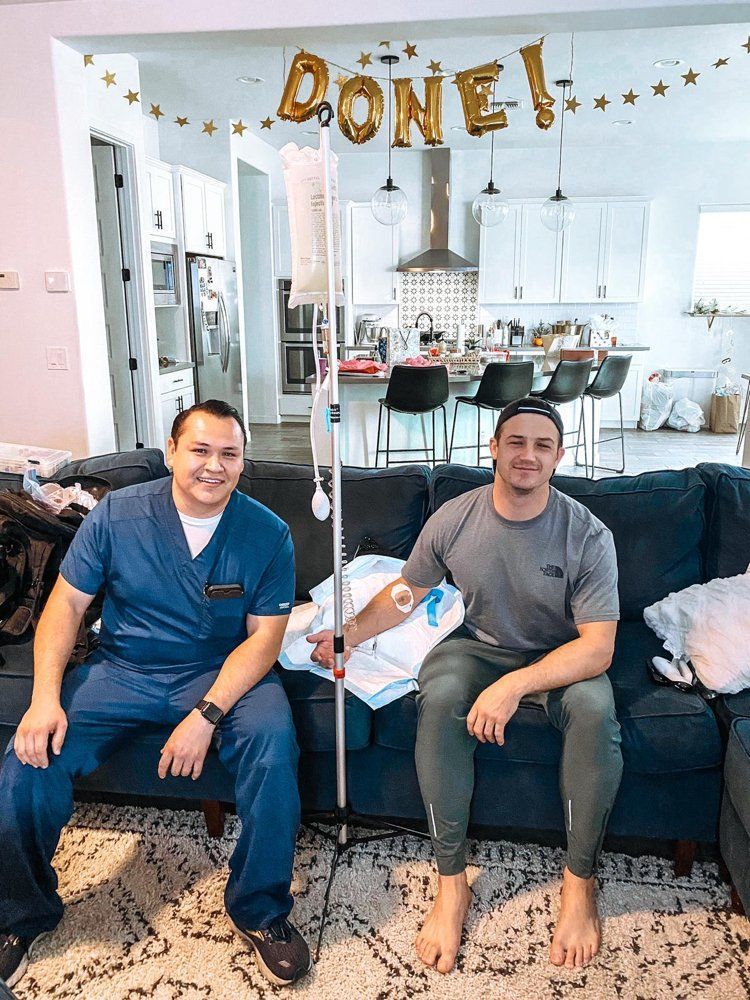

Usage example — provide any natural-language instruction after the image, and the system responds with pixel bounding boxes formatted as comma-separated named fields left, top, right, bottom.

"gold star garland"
left=84, top=33, right=750, bottom=136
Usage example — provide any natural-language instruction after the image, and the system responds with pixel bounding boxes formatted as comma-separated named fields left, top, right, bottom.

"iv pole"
left=311, top=102, right=429, bottom=962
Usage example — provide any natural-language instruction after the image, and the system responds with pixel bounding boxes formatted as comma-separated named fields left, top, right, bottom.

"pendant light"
left=540, top=77, right=575, bottom=232
left=371, top=54, right=408, bottom=226
left=472, top=69, right=509, bottom=228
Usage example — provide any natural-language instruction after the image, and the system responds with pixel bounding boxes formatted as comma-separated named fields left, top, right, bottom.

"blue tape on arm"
left=425, top=588, right=442, bottom=627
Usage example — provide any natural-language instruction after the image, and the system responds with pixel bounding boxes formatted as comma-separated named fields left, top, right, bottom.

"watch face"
left=200, top=701, right=223, bottom=725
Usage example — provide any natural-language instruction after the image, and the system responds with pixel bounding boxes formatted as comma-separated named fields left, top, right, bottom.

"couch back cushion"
left=239, top=461, right=431, bottom=600
left=431, top=465, right=707, bottom=620
left=57, top=449, right=169, bottom=489
left=697, top=463, right=750, bottom=580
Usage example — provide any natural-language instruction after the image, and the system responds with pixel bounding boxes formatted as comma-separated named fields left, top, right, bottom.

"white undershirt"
left=178, top=510, right=223, bottom=559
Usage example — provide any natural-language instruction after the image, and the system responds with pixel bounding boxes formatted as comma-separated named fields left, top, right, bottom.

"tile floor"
left=246, top=421, right=744, bottom=477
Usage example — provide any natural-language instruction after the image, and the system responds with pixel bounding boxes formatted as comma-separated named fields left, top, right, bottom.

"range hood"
left=398, top=147, right=477, bottom=273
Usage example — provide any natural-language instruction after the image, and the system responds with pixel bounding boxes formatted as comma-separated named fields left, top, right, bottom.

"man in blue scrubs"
left=0, top=400, right=311, bottom=989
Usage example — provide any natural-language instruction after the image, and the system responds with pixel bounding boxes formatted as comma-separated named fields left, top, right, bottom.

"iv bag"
left=280, top=142, right=344, bottom=309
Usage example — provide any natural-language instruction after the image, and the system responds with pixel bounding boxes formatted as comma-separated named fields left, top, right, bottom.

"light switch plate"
left=45, top=271, right=70, bottom=293
left=46, top=347, right=69, bottom=371
left=0, top=271, right=20, bottom=290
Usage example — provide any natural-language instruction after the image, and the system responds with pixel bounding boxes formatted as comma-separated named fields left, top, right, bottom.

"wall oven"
left=151, top=242, right=179, bottom=306
left=278, top=279, right=345, bottom=394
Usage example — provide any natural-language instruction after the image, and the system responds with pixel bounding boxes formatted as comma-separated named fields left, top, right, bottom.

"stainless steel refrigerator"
left=186, top=254, right=244, bottom=420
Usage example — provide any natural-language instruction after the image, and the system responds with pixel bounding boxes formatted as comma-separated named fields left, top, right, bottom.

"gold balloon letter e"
left=454, top=61, right=507, bottom=137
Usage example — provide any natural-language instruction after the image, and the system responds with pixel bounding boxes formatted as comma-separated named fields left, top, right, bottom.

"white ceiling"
left=71, top=19, right=750, bottom=152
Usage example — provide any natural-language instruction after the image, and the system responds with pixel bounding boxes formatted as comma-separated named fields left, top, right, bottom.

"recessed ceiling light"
left=612, top=119, right=633, bottom=126
left=450, top=125, right=465, bottom=131
left=237, top=75, right=265, bottom=84
left=653, top=58, right=683, bottom=68
left=301, top=129, right=318, bottom=134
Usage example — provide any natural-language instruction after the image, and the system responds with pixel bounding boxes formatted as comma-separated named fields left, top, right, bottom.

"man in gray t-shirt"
left=308, top=396, right=622, bottom=977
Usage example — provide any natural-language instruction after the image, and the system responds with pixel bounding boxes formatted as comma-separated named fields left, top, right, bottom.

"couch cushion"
left=238, top=461, right=430, bottom=601
left=56, top=449, right=169, bottom=489
left=372, top=621, right=721, bottom=774
left=276, top=666, right=371, bottom=752
left=0, top=642, right=34, bottom=725
left=724, top=719, right=750, bottom=834
left=431, top=465, right=707, bottom=621
left=714, top=690, right=750, bottom=731
left=697, top=463, right=750, bottom=580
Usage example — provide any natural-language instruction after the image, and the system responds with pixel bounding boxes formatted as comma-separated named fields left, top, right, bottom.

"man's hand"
left=306, top=629, right=352, bottom=670
left=14, top=698, right=68, bottom=768
left=466, top=675, right=523, bottom=745
left=159, top=711, right=215, bottom=780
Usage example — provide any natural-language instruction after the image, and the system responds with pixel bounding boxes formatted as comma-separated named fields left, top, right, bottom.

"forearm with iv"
left=344, top=576, right=432, bottom=649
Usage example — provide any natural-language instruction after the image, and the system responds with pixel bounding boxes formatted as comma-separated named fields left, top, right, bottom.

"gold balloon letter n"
left=392, top=77, right=444, bottom=147
left=277, top=51, right=329, bottom=123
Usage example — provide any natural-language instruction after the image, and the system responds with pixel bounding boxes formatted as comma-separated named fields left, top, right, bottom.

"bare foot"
left=414, top=872, right=471, bottom=974
left=549, top=867, right=601, bottom=969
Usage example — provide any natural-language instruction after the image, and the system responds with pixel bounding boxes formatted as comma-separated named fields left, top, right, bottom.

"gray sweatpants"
left=415, top=626, right=623, bottom=879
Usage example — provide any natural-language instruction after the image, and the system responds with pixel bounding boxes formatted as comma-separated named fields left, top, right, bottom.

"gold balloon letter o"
left=337, top=76, right=384, bottom=144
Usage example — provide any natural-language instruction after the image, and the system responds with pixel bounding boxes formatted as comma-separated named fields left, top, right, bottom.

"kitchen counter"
left=159, top=361, right=195, bottom=374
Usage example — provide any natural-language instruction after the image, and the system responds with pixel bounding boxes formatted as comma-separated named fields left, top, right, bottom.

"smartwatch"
left=195, top=699, right=224, bottom=726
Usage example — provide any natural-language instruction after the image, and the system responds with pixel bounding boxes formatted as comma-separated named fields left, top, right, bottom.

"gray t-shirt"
left=402, top=485, right=619, bottom=656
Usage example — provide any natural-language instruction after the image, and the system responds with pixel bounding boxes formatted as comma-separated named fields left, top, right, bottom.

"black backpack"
left=0, top=477, right=110, bottom=656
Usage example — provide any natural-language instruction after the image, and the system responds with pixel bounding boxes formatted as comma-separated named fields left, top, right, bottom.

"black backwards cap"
left=494, top=396, right=565, bottom=442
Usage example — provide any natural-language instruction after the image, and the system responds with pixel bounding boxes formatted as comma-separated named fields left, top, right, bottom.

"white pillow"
left=643, top=570, right=750, bottom=694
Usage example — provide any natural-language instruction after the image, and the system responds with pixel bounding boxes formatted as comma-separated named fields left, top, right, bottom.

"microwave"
left=151, top=242, right=179, bottom=305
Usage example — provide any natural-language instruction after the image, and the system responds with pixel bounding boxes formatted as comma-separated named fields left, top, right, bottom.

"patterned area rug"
left=13, top=804, right=750, bottom=1000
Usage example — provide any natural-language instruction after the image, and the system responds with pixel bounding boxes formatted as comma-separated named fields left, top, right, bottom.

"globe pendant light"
left=472, top=70, right=509, bottom=228
left=540, top=78, right=575, bottom=233
left=371, top=54, right=408, bottom=226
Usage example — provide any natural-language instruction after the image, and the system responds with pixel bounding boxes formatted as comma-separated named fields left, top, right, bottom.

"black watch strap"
left=196, top=699, right=224, bottom=726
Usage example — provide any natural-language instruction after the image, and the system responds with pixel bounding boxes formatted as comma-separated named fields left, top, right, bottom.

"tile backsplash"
left=479, top=302, right=640, bottom=344
left=399, top=272, right=479, bottom=333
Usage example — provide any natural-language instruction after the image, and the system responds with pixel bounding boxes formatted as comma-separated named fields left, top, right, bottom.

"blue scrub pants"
left=0, top=656, right=301, bottom=939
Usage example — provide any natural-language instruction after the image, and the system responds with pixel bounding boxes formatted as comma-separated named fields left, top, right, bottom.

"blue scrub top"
left=60, top=477, right=295, bottom=670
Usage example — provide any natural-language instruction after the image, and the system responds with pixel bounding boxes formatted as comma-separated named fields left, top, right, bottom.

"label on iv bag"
left=280, top=143, right=344, bottom=310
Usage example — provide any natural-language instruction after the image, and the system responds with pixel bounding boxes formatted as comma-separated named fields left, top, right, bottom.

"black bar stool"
left=375, top=364, right=449, bottom=468
left=531, top=358, right=593, bottom=461
left=575, top=354, right=632, bottom=476
left=448, top=361, right=535, bottom=465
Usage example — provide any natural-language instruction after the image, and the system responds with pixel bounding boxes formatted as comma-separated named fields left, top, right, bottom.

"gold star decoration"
left=260, top=116, right=274, bottom=130
left=123, top=90, right=140, bottom=105
left=742, top=37, right=750, bottom=54
left=651, top=79, right=669, bottom=96
left=565, top=95, right=582, bottom=113
left=357, top=51, right=372, bottom=69
left=232, top=119, right=248, bottom=136
left=335, top=74, right=347, bottom=87
left=622, top=88, right=639, bottom=105
left=681, top=67, right=700, bottom=85
left=593, top=94, right=611, bottom=111
left=175, top=116, right=189, bottom=127
left=403, top=41, right=418, bottom=60
left=83, top=54, right=95, bottom=67
left=101, top=70, right=116, bottom=88
left=378, top=41, right=391, bottom=49
left=427, top=59, right=443, bottom=75
left=202, top=119, right=218, bottom=136
left=478, top=82, right=493, bottom=96
left=713, top=57, right=730, bottom=68
left=149, top=103, right=164, bottom=120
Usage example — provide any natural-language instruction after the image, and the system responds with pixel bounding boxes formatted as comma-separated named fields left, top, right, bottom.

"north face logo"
left=540, top=564, right=564, bottom=579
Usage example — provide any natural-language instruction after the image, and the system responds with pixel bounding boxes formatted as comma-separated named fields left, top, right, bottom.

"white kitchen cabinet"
left=478, top=204, right=521, bottom=304
left=480, top=198, right=649, bottom=304
left=272, top=204, right=292, bottom=277
left=349, top=203, right=398, bottom=305
left=180, top=170, right=227, bottom=257
left=601, top=201, right=648, bottom=302
left=559, top=201, right=606, bottom=303
left=161, top=384, right=195, bottom=442
left=146, top=160, right=176, bottom=240
left=518, top=204, right=561, bottom=302
left=600, top=361, right=644, bottom=427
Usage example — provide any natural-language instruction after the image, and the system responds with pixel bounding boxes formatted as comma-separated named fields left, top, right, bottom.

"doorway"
left=90, top=136, right=147, bottom=450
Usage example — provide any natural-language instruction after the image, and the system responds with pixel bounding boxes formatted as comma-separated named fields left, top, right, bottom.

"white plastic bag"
left=23, top=471, right=98, bottom=513
left=639, top=376, right=674, bottom=430
left=644, top=569, right=750, bottom=694
left=279, top=142, right=344, bottom=310
left=279, top=555, right=465, bottom=708
left=666, top=397, right=705, bottom=433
